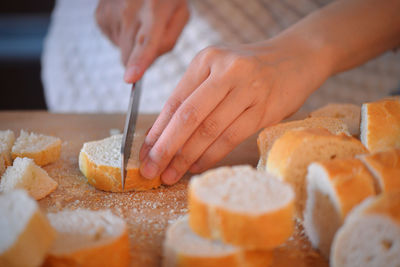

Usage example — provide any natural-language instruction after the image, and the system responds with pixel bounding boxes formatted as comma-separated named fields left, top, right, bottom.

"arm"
left=139, top=0, right=400, bottom=184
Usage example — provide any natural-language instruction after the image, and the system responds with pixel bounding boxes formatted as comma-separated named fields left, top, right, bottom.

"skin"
left=97, top=0, right=400, bottom=185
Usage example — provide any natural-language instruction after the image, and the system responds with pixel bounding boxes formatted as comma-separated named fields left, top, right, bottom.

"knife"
left=120, top=80, right=142, bottom=190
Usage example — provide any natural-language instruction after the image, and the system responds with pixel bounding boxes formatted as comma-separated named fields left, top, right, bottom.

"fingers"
left=189, top=107, right=260, bottom=175
left=119, top=22, right=140, bottom=66
left=139, top=74, right=231, bottom=180
left=160, top=87, right=252, bottom=185
left=139, top=55, right=211, bottom=161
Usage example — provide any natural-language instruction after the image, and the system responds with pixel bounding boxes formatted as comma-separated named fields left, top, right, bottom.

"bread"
left=12, top=130, right=62, bottom=166
left=0, top=130, right=15, bottom=175
left=358, top=148, right=400, bottom=193
left=163, top=216, right=273, bottom=267
left=79, top=134, right=161, bottom=192
left=44, top=209, right=131, bottom=267
left=188, top=165, right=294, bottom=250
left=0, top=190, right=56, bottom=267
left=266, top=128, right=368, bottom=218
left=304, top=158, right=376, bottom=258
left=360, top=99, right=400, bottom=153
left=257, top=117, right=350, bottom=171
left=331, top=193, right=400, bottom=267
left=0, top=157, right=58, bottom=200
left=308, top=103, right=361, bottom=136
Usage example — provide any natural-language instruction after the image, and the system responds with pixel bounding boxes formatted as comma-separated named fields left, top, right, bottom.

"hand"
left=96, top=0, right=190, bottom=83
left=138, top=35, right=333, bottom=185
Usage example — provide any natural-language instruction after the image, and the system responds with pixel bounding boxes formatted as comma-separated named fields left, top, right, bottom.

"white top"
left=42, top=0, right=400, bottom=113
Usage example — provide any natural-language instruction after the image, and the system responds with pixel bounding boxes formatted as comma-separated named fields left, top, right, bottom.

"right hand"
left=96, top=0, right=190, bottom=83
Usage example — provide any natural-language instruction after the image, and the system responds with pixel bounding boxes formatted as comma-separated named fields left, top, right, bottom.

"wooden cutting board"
left=0, top=111, right=328, bottom=267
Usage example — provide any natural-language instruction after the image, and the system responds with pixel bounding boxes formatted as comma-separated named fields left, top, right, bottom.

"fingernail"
left=124, top=65, right=140, bottom=83
left=161, top=167, right=178, bottom=185
left=139, top=143, right=151, bottom=162
left=140, top=158, right=158, bottom=179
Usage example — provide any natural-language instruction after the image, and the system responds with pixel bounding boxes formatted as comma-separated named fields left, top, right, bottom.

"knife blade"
left=121, top=80, right=142, bottom=190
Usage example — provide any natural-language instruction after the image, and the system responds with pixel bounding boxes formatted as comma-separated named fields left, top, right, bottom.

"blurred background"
left=0, top=1, right=54, bottom=110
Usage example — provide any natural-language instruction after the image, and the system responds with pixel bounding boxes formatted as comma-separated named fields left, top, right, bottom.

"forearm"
left=276, top=0, right=400, bottom=77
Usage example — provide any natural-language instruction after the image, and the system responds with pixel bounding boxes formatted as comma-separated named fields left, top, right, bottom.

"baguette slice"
left=0, top=190, right=56, bottom=267
left=360, top=99, right=400, bottom=152
left=304, top=158, right=376, bottom=258
left=331, top=193, right=400, bottom=267
left=189, top=165, right=294, bottom=250
left=308, top=103, right=361, bottom=136
left=79, top=134, right=161, bottom=192
left=12, top=130, right=62, bottom=166
left=163, top=216, right=273, bottom=267
left=44, top=209, right=131, bottom=267
left=266, top=128, right=368, bottom=218
left=257, top=117, right=349, bottom=171
left=0, top=130, right=15, bottom=175
left=0, top=157, right=58, bottom=200
left=358, top=148, right=400, bottom=193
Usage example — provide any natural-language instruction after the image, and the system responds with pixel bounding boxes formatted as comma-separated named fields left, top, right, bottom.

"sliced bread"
left=331, top=193, right=400, bottom=267
left=358, top=148, right=400, bottom=193
left=12, top=130, right=62, bottom=166
left=257, top=117, right=349, bottom=171
left=163, top=216, right=273, bottom=267
left=0, top=157, right=58, bottom=200
left=44, top=209, right=131, bottom=267
left=304, top=158, right=376, bottom=258
left=79, top=134, right=161, bottom=192
left=266, top=128, right=368, bottom=218
left=0, top=130, right=15, bottom=175
left=0, top=190, right=56, bottom=267
left=308, top=103, right=361, bottom=136
left=360, top=99, right=400, bottom=152
left=188, top=165, right=294, bottom=250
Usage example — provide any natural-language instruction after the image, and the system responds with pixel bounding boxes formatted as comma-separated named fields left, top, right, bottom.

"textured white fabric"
left=42, top=0, right=400, bottom=113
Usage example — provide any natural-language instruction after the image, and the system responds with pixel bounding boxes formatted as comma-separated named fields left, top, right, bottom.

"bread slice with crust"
left=257, top=117, right=349, bottom=171
left=358, top=148, right=400, bottom=193
left=12, top=130, right=62, bottom=166
left=79, top=134, right=161, bottom=192
left=308, top=103, right=361, bottom=136
left=188, top=165, right=294, bottom=250
left=331, top=193, right=400, bottom=267
left=0, top=157, right=58, bottom=200
left=163, top=215, right=273, bottom=267
left=360, top=99, right=400, bottom=153
left=0, top=190, right=56, bottom=267
left=304, top=158, right=376, bottom=258
left=266, top=128, right=368, bottom=218
left=44, top=209, right=131, bottom=267
left=0, top=130, right=15, bottom=175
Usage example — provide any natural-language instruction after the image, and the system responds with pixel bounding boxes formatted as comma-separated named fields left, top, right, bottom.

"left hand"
left=138, top=36, right=332, bottom=185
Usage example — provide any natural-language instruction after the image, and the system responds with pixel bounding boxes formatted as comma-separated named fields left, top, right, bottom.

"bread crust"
left=11, top=139, right=61, bottom=166
left=43, top=228, right=131, bottom=267
left=79, top=150, right=161, bottom=192
left=189, top=186, right=294, bottom=250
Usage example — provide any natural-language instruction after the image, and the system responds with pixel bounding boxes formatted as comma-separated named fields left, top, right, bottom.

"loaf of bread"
left=188, top=165, right=294, bottom=250
left=304, top=158, right=376, bottom=258
left=163, top=216, right=273, bottom=267
left=308, top=103, right=361, bottom=136
left=12, top=130, right=62, bottom=166
left=79, top=134, right=161, bottom=192
left=0, top=130, right=15, bottom=175
left=0, top=190, right=56, bottom=267
left=266, top=128, right=368, bottom=218
left=360, top=99, right=400, bottom=152
left=358, top=148, right=400, bottom=193
left=331, top=193, right=400, bottom=267
left=257, top=117, right=349, bottom=170
left=44, top=209, right=131, bottom=267
left=0, top=157, right=58, bottom=200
